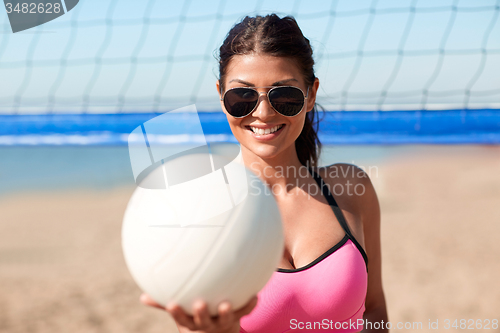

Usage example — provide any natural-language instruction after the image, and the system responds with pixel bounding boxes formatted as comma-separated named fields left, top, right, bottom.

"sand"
left=0, top=145, right=499, bottom=333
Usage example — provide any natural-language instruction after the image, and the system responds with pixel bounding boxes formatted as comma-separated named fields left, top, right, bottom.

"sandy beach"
left=0, top=145, right=499, bottom=333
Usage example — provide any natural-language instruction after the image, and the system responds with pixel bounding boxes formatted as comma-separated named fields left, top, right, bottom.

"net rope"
left=0, top=0, right=499, bottom=114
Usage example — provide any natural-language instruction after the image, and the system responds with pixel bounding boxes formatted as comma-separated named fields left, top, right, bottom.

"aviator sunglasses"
left=221, top=86, right=309, bottom=118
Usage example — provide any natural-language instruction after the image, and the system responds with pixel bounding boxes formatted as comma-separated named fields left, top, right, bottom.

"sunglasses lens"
left=269, top=86, right=305, bottom=116
left=224, top=88, right=259, bottom=117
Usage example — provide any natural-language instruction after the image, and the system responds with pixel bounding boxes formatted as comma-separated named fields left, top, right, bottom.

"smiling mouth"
left=246, top=124, right=284, bottom=136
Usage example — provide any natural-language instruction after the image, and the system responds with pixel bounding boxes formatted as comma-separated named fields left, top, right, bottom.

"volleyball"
left=121, top=143, right=284, bottom=315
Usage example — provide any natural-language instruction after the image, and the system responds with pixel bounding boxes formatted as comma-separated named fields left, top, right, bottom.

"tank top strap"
left=308, top=167, right=369, bottom=267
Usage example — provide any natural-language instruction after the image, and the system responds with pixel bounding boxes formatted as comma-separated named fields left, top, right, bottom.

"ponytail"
left=296, top=105, right=321, bottom=167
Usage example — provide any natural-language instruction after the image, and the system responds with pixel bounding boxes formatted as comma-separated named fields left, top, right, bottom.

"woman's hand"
left=140, top=293, right=258, bottom=333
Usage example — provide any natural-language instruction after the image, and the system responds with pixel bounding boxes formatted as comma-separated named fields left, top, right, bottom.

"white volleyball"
left=122, top=144, right=284, bottom=315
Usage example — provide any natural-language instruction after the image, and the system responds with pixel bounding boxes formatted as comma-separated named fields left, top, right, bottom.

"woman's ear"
left=306, top=78, right=320, bottom=112
left=216, top=80, right=222, bottom=99
left=217, top=80, right=226, bottom=112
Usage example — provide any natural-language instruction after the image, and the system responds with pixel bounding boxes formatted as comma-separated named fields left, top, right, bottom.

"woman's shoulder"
left=311, top=163, right=378, bottom=216
left=312, top=163, right=380, bottom=251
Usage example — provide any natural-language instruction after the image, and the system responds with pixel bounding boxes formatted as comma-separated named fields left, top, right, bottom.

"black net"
left=0, top=0, right=499, bottom=114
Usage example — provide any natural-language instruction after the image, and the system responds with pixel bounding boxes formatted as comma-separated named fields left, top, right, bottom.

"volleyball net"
left=1, top=0, right=499, bottom=144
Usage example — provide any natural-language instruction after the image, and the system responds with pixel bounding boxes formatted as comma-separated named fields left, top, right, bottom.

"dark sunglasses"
left=221, top=86, right=309, bottom=118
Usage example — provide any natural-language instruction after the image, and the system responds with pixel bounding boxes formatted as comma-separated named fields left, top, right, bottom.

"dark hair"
left=218, top=14, right=321, bottom=167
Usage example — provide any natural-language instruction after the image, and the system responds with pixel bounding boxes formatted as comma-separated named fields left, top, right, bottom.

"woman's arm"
left=356, top=168, right=389, bottom=332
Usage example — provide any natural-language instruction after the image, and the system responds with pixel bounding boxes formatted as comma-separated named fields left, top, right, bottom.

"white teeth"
left=250, top=125, right=283, bottom=135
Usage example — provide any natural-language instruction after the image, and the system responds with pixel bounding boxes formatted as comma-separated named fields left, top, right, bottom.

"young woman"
left=141, top=14, right=388, bottom=333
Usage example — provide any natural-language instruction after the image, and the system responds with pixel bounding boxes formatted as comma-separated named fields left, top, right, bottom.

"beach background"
left=0, top=144, right=499, bottom=333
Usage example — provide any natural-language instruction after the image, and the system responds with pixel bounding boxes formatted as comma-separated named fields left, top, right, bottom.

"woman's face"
left=217, top=54, right=319, bottom=162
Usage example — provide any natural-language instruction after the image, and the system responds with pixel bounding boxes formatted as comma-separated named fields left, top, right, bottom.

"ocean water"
left=0, top=146, right=135, bottom=195
left=0, top=145, right=420, bottom=195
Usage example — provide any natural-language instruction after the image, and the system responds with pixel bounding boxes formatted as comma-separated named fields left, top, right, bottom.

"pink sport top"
left=240, top=169, right=369, bottom=333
